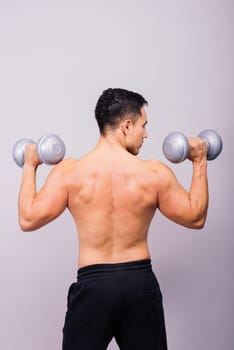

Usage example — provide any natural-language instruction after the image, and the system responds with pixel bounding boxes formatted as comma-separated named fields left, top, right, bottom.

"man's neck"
left=96, top=132, right=127, bottom=152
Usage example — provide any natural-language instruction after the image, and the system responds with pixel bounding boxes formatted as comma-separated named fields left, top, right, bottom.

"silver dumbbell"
left=162, top=129, right=223, bottom=163
left=12, top=134, right=66, bottom=167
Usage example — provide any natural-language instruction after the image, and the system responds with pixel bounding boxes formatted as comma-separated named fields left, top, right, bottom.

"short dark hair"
left=95, top=88, right=148, bottom=134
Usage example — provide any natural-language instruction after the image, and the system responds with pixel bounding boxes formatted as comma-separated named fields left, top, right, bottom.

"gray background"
left=1, top=0, right=233, bottom=349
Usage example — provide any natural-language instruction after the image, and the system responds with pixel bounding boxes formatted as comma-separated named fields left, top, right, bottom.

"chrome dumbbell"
left=162, top=129, right=223, bottom=163
left=12, top=134, right=66, bottom=167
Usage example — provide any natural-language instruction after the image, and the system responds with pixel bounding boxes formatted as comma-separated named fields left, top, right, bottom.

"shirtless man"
left=18, top=88, right=208, bottom=349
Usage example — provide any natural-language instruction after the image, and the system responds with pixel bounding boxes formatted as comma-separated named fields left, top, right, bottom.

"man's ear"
left=121, top=119, right=132, bottom=135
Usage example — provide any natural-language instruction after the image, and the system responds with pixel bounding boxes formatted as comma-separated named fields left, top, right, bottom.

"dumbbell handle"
left=12, top=134, right=66, bottom=167
left=162, top=129, right=223, bottom=163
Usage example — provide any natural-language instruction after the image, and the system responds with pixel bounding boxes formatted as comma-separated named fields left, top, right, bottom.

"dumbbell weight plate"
left=198, top=129, right=223, bottom=160
left=162, top=132, right=190, bottom=163
left=12, top=138, right=35, bottom=167
left=37, top=134, right=66, bottom=165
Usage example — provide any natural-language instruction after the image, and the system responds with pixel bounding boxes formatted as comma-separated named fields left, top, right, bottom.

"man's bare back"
left=66, top=143, right=160, bottom=267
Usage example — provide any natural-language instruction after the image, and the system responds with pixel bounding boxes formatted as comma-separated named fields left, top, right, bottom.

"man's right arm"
left=156, top=137, right=209, bottom=229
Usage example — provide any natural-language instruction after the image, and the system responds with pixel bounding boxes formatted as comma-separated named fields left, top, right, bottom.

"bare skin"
left=18, top=108, right=208, bottom=268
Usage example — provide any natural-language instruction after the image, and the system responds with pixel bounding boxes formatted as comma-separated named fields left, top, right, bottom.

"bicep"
left=157, top=166, right=194, bottom=228
left=33, top=168, right=68, bottom=225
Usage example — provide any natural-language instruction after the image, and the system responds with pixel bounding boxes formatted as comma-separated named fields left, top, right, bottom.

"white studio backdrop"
left=0, top=1, right=233, bottom=349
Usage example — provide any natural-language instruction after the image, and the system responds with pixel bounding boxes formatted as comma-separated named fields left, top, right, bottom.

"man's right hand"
left=187, top=137, right=207, bottom=163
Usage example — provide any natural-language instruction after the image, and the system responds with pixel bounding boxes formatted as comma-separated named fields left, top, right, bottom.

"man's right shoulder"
left=143, top=159, right=175, bottom=179
left=144, top=159, right=167, bottom=170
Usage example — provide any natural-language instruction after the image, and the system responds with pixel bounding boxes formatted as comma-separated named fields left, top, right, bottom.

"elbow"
left=190, top=215, right=207, bottom=230
left=19, top=222, right=33, bottom=232
left=191, top=220, right=205, bottom=230
left=18, top=209, right=35, bottom=231
left=185, top=204, right=208, bottom=230
left=19, top=218, right=37, bottom=232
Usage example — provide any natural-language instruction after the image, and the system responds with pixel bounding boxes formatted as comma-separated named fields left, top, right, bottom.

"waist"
left=78, top=243, right=151, bottom=268
left=77, top=259, right=152, bottom=281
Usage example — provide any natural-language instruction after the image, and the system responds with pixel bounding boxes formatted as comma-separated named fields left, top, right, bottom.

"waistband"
left=77, top=259, right=152, bottom=280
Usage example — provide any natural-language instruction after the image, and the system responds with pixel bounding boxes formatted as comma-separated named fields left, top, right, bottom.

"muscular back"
left=66, top=148, right=159, bottom=267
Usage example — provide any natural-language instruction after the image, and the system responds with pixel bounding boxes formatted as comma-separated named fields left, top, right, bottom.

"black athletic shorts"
left=62, top=259, right=168, bottom=349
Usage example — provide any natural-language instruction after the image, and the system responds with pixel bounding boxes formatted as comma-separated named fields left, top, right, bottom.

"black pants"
left=62, top=259, right=168, bottom=350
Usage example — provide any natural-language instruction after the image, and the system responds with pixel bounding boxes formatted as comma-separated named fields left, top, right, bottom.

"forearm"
left=18, top=164, right=38, bottom=229
left=188, top=158, right=209, bottom=227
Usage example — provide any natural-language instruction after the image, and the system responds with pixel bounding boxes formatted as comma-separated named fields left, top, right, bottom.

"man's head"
left=95, top=88, right=148, bottom=134
left=95, top=88, right=148, bottom=155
